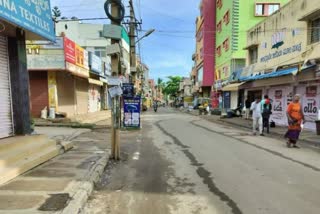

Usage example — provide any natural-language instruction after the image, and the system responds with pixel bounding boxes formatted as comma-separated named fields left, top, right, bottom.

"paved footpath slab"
left=0, top=127, right=111, bottom=214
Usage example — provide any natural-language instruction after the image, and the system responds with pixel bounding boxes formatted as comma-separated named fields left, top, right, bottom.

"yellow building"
left=240, top=0, right=320, bottom=131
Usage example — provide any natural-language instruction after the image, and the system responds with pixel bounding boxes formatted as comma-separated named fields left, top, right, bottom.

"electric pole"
left=129, top=0, right=137, bottom=85
left=109, top=0, right=124, bottom=160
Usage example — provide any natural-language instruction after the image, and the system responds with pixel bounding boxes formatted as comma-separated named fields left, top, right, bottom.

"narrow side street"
left=83, top=108, right=320, bottom=214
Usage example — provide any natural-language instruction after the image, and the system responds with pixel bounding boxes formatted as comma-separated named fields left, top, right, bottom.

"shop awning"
left=88, top=78, right=103, bottom=86
left=222, top=82, right=245, bottom=91
left=239, top=66, right=299, bottom=81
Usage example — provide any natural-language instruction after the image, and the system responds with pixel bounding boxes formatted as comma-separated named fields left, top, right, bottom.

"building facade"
left=27, top=36, right=111, bottom=117
left=194, top=0, right=216, bottom=101
left=0, top=0, right=54, bottom=138
left=215, top=0, right=289, bottom=110
left=240, top=0, right=320, bottom=131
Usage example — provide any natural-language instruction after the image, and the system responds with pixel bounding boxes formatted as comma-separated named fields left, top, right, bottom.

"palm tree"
left=163, top=76, right=182, bottom=97
left=52, top=6, right=61, bottom=22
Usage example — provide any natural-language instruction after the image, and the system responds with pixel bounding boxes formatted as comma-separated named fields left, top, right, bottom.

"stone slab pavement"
left=0, top=126, right=111, bottom=214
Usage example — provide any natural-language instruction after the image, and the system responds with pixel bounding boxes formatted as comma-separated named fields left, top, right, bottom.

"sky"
left=50, top=0, right=200, bottom=81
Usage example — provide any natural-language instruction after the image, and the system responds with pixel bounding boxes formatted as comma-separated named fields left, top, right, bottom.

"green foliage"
left=52, top=6, right=61, bottom=21
left=163, top=76, right=182, bottom=96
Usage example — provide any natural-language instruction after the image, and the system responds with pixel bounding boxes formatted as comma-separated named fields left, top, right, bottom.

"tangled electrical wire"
left=104, top=0, right=125, bottom=24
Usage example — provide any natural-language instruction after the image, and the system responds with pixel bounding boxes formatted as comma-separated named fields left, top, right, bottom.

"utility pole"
left=110, top=1, right=122, bottom=160
left=129, top=0, right=137, bottom=85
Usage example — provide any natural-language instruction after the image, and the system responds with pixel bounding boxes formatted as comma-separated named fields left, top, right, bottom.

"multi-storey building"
left=194, top=0, right=216, bottom=103
left=215, top=0, right=289, bottom=109
left=240, top=0, right=320, bottom=131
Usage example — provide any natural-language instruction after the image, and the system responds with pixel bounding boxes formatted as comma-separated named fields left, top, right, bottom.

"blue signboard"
left=0, top=0, right=55, bottom=41
left=89, top=52, right=103, bottom=75
left=123, top=96, right=141, bottom=128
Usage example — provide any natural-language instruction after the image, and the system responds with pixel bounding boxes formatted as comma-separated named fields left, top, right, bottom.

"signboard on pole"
left=123, top=97, right=141, bottom=128
left=122, top=83, right=134, bottom=97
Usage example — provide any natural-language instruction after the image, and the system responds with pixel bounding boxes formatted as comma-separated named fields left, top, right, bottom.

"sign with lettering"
left=123, top=96, right=141, bottom=128
left=64, top=37, right=76, bottom=64
left=260, top=43, right=302, bottom=63
left=66, top=62, right=89, bottom=78
left=0, top=0, right=55, bottom=41
left=89, top=52, right=102, bottom=75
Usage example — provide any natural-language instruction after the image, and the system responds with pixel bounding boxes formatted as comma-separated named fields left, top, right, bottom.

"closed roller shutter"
left=88, top=84, right=101, bottom=113
left=57, top=72, right=76, bottom=117
left=29, top=72, right=49, bottom=117
left=0, top=36, right=13, bottom=138
left=76, top=78, right=89, bottom=114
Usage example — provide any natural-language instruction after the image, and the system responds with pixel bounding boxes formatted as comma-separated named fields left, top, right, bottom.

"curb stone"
left=56, top=154, right=109, bottom=214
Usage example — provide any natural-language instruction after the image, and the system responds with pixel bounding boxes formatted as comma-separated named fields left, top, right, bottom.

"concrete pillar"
left=8, top=29, right=31, bottom=135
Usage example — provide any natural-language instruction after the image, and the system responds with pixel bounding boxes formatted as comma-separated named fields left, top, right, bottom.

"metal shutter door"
left=0, top=36, right=13, bottom=138
left=76, top=78, right=89, bottom=114
left=29, top=72, right=49, bottom=117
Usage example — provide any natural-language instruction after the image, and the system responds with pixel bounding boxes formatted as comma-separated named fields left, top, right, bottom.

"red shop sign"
left=64, top=37, right=76, bottom=64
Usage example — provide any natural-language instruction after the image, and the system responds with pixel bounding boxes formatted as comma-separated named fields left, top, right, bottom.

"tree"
left=52, top=6, right=61, bottom=22
left=163, top=76, right=182, bottom=97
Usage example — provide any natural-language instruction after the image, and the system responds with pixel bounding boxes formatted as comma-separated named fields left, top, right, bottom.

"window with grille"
left=311, top=18, right=320, bottom=44
left=223, top=10, right=230, bottom=24
left=216, top=46, right=222, bottom=56
left=249, top=47, right=258, bottom=65
left=223, top=38, right=229, bottom=51
left=94, top=47, right=106, bottom=58
left=217, top=0, right=223, bottom=9
left=217, top=21, right=222, bottom=33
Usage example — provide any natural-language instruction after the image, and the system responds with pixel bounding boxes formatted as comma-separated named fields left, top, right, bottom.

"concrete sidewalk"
left=34, top=110, right=111, bottom=128
left=180, top=108, right=320, bottom=147
left=0, top=126, right=111, bottom=214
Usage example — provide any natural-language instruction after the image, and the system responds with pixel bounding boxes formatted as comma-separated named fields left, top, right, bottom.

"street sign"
left=108, top=77, right=122, bottom=86
left=123, top=97, right=141, bottom=128
left=106, top=44, right=121, bottom=55
left=122, top=83, right=134, bottom=97
left=109, top=86, right=123, bottom=98
left=103, top=24, right=122, bottom=40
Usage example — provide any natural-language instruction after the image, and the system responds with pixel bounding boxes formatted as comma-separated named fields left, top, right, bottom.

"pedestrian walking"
left=250, top=97, right=263, bottom=136
left=285, top=94, right=305, bottom=148
left=261, top=95, right=272, bottom=134
left=245, top=97, right=251, bottom=120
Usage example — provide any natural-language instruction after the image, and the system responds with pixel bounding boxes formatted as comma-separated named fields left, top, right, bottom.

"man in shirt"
left=261, top=95, right=272, bottom=134
left=250, top=97, right=263, bottom=136
left=245, top=97, right=251, bottom=120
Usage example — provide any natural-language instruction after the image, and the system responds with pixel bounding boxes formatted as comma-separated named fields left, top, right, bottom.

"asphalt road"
left=83, top=108, right=320, bottom=214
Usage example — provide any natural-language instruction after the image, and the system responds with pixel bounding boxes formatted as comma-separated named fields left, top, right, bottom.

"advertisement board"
left=0, top=0, right=55, bottom=41
left=75, top=45, right=84, bottom=68
left=64, top=37, right=76, bottom=64
left=269, top=87, right=293, bottom=126
left=89, top=52, right=102, bottom=75
left=123, top=97, right=141, bottom=128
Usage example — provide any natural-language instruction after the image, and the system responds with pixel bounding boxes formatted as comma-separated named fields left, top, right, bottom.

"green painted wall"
left=216, top=0, right=290, bottom=81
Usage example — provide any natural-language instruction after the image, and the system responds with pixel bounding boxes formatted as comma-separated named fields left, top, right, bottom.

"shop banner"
left=301, top=86, right=319, bottom=130
left=64, top=37, right=76, bottom=64
left=123, top=97, right=141, bottom=128
left=269, top=87, right=293, bottom=126
left=0, top=0, right=55, bottom=41
left=76, top=45, right=84, bottom=68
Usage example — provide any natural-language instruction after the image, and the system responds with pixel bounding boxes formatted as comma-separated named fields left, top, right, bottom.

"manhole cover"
left=38, top=193, right=71, bottom=211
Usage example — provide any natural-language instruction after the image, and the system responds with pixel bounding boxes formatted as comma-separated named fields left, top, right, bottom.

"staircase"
left=0, top=135, right=59, bottom=185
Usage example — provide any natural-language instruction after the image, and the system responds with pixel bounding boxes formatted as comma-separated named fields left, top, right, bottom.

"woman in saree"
left=285, top=94, right=305, bottom=148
